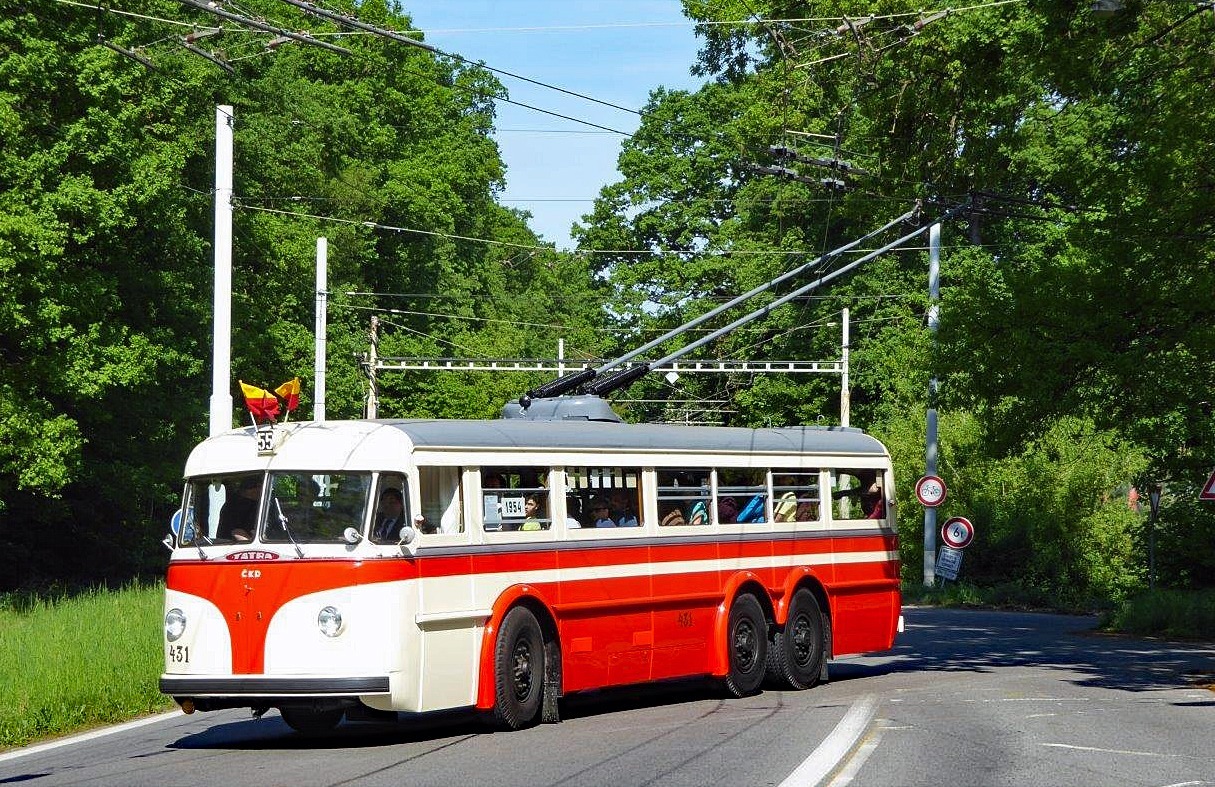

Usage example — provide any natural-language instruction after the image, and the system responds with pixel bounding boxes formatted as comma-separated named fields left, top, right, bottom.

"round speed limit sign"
left=915, top=474, right=947, bottom=507
left=941, top=516, right=975, bottom=550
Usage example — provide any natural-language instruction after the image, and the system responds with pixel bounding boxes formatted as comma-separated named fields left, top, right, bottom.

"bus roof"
left=184, top=418, right=888, bottom=477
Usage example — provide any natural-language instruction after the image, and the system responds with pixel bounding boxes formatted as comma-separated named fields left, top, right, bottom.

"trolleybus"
left=160, top=396, right=901, bottom=733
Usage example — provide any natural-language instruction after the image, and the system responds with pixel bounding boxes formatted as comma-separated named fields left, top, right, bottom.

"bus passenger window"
left=656, top=469, right=710, bottom=527
left=419, top=466, right=463, bottom=535
left=772, top=470, right=822, bottom=523
left=831, top=469, right=884, bottom=520
left=568, top=467, right=642, bottom=527
left=482, top=466, right=550, bottom=531
left=717, top=469, right=766, bottom=524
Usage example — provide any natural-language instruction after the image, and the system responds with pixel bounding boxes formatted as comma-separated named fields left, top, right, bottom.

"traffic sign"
left=936, top=546, right=963, bottom=580
left=1201, top=471, right=1215, bottom=501
left=940, top=516, right=975, bottom=549
left=915, top=474, right=947, bottom=507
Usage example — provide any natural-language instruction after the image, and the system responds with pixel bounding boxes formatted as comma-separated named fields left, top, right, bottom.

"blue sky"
left=403, top=1, right=705, bottom=249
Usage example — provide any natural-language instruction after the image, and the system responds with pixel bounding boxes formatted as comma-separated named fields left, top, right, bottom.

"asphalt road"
left=2, top=607, right=1212, bottom=787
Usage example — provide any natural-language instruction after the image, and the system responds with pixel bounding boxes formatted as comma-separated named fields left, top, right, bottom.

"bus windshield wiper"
left=273, top=497, right=306, bottom=558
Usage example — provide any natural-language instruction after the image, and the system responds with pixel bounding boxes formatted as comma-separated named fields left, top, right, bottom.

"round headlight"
left=318, top=606, right=343, bottom=637
left=165, top=608, right=187, bottom=642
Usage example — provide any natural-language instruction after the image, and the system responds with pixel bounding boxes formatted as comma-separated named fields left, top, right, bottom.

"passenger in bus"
left=659, top=503, right=686, bottom=527
left=833, top=470, right=884, bottom=518
left=374, top=487, right=406, bottom=541
left=774, top=476, right=798, bottom=522
left=217, top=476, right=260, bottom=542
left=589, top=498, right=616, bottom=527
left=717, top=495, right=739, bottom=524
left=565, top=496, right=582, bottom=528
left=687, top=499, right=709, bottom=526
left=520, top=495, right=544, bottom=531
left=735, top=494, right=766, bottom=523
left=610, top=490, right=639, bottom=527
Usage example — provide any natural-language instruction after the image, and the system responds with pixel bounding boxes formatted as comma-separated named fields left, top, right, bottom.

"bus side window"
left=656, top=469, right=710, bottom=527
left=831, top=469, right=883, bottom=521
left=772, top=469, right=821, bottom=523
left=567, top=466, right=642, bottom=528
left=483, top=466, right=550, bottom=531
left=718, top=468, right=766, bottom=524
left=419, top=466, right=463, bottom=535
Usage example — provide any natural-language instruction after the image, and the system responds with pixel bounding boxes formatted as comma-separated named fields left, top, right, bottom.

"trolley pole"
left=923, top=222, right=941, bottom=587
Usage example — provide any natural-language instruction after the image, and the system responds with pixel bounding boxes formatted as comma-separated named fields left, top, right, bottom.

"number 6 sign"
left=941, top=516, right=975, bottom=550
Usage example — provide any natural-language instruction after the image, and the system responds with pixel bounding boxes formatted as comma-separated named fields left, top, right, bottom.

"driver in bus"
left=217, top=476, right=260, bottom=542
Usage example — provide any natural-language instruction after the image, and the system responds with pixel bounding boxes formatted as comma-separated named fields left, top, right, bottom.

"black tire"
left=280, top=707, right=343, bottom=735
left=767, top=588, right=826, bottom=690
left=723, top=593, right=768, bottom=697
left=492, top=606, right=545, bottom=730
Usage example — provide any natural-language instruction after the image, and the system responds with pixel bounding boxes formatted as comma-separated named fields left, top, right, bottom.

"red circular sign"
left=915, top=475, right=947, bottom=507
left=941, top=516, right=975, bottom=549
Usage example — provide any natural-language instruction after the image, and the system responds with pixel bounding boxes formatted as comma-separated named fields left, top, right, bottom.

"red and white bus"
left=160, top=398, right=901, bottom=733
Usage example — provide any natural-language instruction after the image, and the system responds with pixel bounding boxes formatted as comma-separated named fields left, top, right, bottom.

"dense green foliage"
left=0, top=0, right=602, bottom=588
left=575, top=0, right=1215, bottom=601
left=0, top=581, right=172, bottom=748
left=3, top=0, right=1213, bottom=606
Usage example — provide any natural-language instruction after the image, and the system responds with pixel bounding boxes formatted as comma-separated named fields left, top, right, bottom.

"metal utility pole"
left=840, top=308, right=850, bottom=428
left=314, top=237, right=328, bottom=421
left=365, top=315, right=379, bottom=419
left=923, top=222, right=941, bottom=586
left=208, top=105, right=234, bottom=437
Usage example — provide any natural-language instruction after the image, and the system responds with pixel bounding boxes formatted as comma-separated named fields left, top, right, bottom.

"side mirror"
left=342, top=527, right=363, bottom=545
left=162, top=533, right=175, bottom=552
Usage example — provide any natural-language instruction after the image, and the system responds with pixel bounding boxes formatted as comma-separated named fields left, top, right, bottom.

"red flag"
left=239, top=380, right=279, bottom=422
left=274, top=377, right=301, bottom=412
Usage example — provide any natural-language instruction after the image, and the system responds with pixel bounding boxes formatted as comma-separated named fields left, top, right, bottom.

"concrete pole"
left=366, top=315, right=379, bottom=419
left=923, top=222, right=941, bottom=586
left=208, top=105, right=234, bottom=437
left=314, top=237, right=327, bottom=421
left=840, top=308, right=850, bottom=428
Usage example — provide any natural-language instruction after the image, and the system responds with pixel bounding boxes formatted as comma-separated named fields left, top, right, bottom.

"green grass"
left=0, top=581, right=175, bottom=750
left=1101, top=588, right=1215, bottom=641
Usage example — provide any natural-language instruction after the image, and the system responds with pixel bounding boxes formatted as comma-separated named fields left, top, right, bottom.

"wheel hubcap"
left=791, top=613, right=813, bottom=667
left=734, top=619, right=757, bottom=670
left=511, top=639, right=534, bottom=700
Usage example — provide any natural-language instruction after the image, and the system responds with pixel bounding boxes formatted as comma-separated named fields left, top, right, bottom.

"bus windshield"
left=261, top=471, right=372, bottom=544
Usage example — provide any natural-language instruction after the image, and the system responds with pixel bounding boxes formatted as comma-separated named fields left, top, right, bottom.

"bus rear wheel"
left=723, top=593, right=768, bottom=697
left=280, top=706, right=344, bottom=735
left=492, top=606, right=545, bottom=730
left=767, top=588, right=826, bottom=690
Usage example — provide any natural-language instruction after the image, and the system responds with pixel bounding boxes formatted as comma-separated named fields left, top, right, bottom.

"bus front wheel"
left=723, top=593, right=768, bottom=697
left=492, top=606, right=545, bottom=730
left=767, top=588, right=825, bottom=690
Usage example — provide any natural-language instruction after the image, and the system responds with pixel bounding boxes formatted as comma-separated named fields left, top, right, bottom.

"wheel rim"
left=733, top=618, right=758, bottom=671
left=511, top=637, right=534, bottom=701
left=790, top=612, right=814, bottom=668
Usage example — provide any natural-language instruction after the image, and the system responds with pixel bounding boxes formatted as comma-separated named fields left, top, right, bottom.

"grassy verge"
left=0, top=581, right=174, bottom=750
left=1100, top=588, right=1215, bottom=641
left=904, top=581, right=1215, bottom=641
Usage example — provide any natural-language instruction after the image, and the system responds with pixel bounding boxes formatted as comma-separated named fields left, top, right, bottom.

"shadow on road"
left=829, top=606, right=1215, bottom=695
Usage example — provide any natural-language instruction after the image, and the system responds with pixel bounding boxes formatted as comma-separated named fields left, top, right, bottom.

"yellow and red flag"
left=275, top=377, right=301, bottom=412
left=239, top=380, right=280, bottom=422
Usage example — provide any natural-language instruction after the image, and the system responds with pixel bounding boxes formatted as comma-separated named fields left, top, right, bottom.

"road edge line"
left=0, top=710, right=183, bottom=765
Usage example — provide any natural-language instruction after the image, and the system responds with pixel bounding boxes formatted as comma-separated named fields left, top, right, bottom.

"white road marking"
left=777, top=694, right=878, bottom=787
left=1041, top=743, right=1177, bottom=757
left=826, top=723, right=884, bottom=786
left=1155, top=781, right=1203, bottom=787
left=0, top=710, right=184, bottom=764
